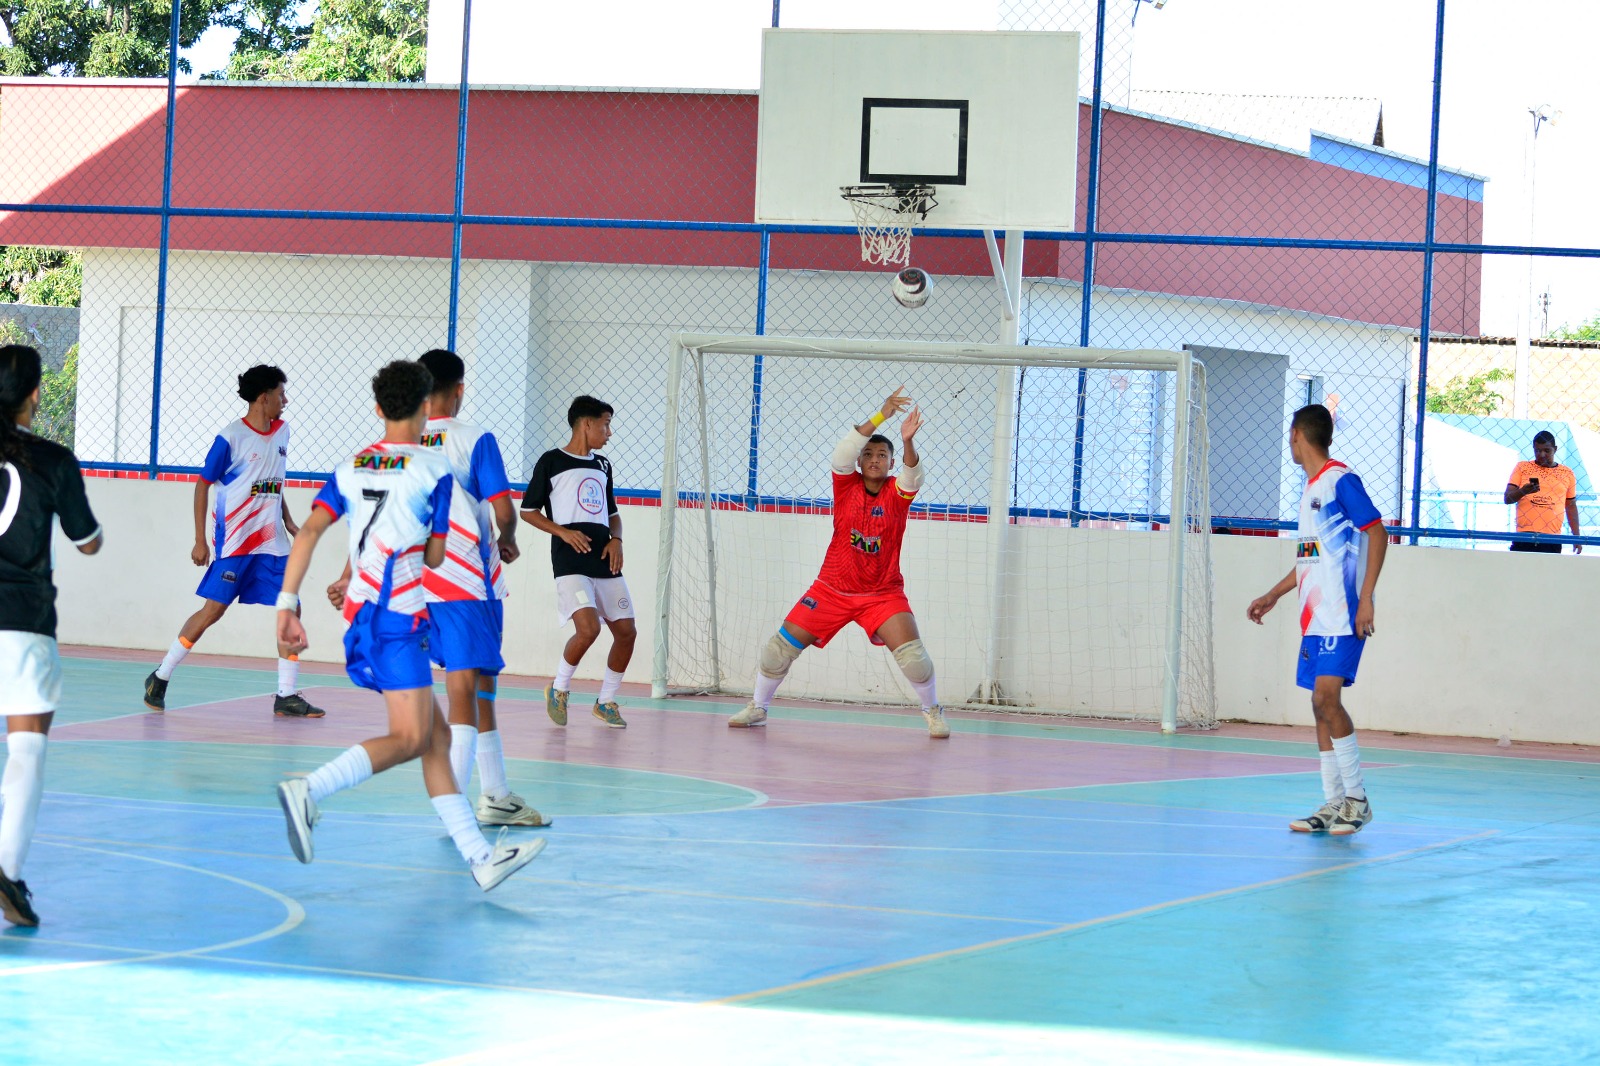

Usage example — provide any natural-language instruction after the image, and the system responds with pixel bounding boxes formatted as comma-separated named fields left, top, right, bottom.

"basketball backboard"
left=754, top=29, right=1081, bottom=232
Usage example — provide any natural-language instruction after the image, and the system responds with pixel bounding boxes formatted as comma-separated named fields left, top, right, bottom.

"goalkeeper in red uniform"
left=728, top=388, right=948, bottom=738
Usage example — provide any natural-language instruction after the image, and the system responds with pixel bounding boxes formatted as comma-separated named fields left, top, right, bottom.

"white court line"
left=0, top=840, right=305, bottom=979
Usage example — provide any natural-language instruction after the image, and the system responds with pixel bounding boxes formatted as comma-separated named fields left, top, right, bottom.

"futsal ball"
left=891, top=267, right=933, bottom=309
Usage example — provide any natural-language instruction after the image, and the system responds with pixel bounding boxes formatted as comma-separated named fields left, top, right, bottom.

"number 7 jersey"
left=312, top=442, right=453, bottom=618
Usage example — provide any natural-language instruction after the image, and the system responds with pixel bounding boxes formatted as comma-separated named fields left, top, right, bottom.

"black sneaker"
left=142, top=671, right=168, bottom=712
left=0, top=871, right=39, bottom=927
left=273, top=692, right=326, bottom=719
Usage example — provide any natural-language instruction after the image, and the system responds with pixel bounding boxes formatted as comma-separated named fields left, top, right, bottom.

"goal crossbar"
left=653, top=332, right=1213, bottom=732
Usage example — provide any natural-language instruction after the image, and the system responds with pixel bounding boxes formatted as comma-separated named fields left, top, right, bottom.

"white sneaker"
left=276, top=778, right=320, bottom=863
left=1289, top=800, right=1344, bottom=833
left=476, top=791, right=552, bottom=827
left=923, top=705, right=951, bottom=739
left=472, top=833, right=547, bottom=892
left=1328, top=795, right=1374, bottom=836
left=728, top=702, right=767, bottom=728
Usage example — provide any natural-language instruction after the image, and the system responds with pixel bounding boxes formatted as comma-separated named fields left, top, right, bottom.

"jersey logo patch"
left=801, top=596, right=817, bottom=609
left=577, top=476, right=605, bottom=515
left=420, top=432, right=445, bottom=447
left=1311, top=497, right=1322, bottom=511
left=249, top=479, right=283, bottom=497
left=850, top=528, right=882, bottom=554
left=871, top=506, right=884, bottom=517
left=278, top=445, right=287, bottom=457
left=354, top=454, right=408, bottom=471
left=222, top=570, right=237, bottom=583
left=1296, top=539, right=1321, bottom=560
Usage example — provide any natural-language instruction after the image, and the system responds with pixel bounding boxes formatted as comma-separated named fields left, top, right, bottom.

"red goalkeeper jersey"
left=813, top=471, right=918, bottom=595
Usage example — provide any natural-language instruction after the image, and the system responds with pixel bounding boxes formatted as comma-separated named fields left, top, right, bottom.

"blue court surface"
left=2, top=651, right=1598, bottom=1065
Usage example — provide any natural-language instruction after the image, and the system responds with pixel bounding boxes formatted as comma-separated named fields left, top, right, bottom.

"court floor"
left=2, top=648, right=1598, bottom=1065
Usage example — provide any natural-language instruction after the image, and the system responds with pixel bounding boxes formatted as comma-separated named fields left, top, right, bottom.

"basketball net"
left=841, top=185, right=936, bottom=267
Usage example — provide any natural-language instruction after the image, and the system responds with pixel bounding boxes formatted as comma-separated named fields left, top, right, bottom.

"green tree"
left=0, top=320, right=75, bottom=449
left=1552, top=314, right=1600, bottom=342
left=224, top=0, right=425, bottom=82
left=2, top=246, right=82, bottom=306
left=0, top=0, right=233, bottom=78
left=1425, top=366, right=1513, bottom=417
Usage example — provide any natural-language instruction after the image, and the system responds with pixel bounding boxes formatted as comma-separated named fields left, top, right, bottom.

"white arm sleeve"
left=831, top=428, right=870, bottom=475
left=898, top=459, right=926, bottom=493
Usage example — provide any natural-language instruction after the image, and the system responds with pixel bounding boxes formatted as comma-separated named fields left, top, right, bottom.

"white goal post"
left=651, top=333, right=1215, bottom=732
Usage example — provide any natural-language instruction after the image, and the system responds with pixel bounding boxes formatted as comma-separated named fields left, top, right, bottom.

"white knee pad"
left=758, top=632, right=804, bottom=680
left=893, top=639, right=934, bottom=684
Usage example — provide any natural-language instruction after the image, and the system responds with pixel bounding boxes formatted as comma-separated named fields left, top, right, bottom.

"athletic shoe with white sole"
left=544, top=685, right=568, bottom=726
left=276, top=778, right=320, bottom=863
left=142, top=671, right=168, bottom=712
left=1290, top=800, right=1345, bottom=833
left=592, top=700, right=627, bottom=728
left=476, top=791, right=552, bottom=827
left=472, top=833, right=547, bottom=892
left=1328, top=795, right=1374, bottom=836
left=728, top=703, right=767, bottom=728
left=0, top=871, right=38, bottom=927
left=923, top=705, right=951, bottom=739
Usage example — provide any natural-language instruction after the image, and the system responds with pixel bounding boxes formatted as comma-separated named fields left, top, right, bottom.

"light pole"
left=1514, top=104, right=1559, bottom=419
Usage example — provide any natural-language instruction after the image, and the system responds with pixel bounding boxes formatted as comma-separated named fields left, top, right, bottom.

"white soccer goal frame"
left=652, top=332, right=1212, bottom=733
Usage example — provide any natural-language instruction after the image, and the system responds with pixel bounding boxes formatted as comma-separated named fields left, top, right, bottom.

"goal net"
left=651, top=333, right=1216, bottom=731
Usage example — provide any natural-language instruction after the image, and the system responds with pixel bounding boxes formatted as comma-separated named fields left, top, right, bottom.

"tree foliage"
left=1, top=246, right=82, bottom=306
left=0, top=0, right=232, bottom=77
left=1552, top=314, right=1600, bottom=342
left=0, top=319, right=76, bottom=449
left=1425, top=366, right=1513, bottom=417
left=224, top=0, right=426, bottom=82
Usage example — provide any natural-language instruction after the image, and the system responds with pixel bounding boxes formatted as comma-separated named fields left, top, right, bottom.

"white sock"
left=0, top=732, right=47, bottom=880
left=277, top=656, right=299, bottom=698
left=1332, top=733, right=1366, bottom=801
left=908, top=672, right=939, bottom=711
left=753, top=672, right=783, bottom=709
left=432, top=793, right=492, bottom=866
left=597, top=668, right=624, bottom=705
left=305, top=744, right=373, bottom=804
left=156, top=637, right=192, bottom=681
left=477, top=730, right=509, bottom=801
left=1319, top=750, right=1345, bottom=804
left=553, top=658, right=578, bottom=691
left=448, top=725, right=477, bottom=795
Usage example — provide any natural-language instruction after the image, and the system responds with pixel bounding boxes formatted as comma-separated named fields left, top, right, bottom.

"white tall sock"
left=908, top=672, right=939, bottom=711
left=305, top=745, right=373, bottom=804
left=0, top=731, right=47, bottom=880
left=753, top=672, right=783, bottom=709
left=553, top=658, right=578, bottom=691
left=448, top=725, right=477, bottom=794
left=277, top=656, right=299, bottom=697
left=1332, top=733, right=1366, bottom=800
left=156, top=637, right=192, bottom=681
left=477, top=730, right=509, bottom=801
left=1319, top=750, right=1345, bottom=804
left=432, top=793, right=492, bottom=865
left=597, top=669, right=624, bottom=705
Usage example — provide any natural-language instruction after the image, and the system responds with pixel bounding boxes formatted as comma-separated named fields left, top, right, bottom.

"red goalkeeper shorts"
left=783, top=581, right=913, bottom=648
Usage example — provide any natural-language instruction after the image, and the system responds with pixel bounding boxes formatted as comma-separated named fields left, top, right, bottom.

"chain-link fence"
left=1, top=0, right=1595, bottom=551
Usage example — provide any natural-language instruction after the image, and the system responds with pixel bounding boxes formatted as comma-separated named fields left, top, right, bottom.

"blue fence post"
left=1067, top=0, right=1109, bottom=524
left=771, top=1, right=781, bottom=27
left=148, top=0, right=183, bottom=479
left=446, top=0, right=474, bottom=351
left=1408, top=0, right=1448, bottom=543
left=746, top=229, right=771, bottom=504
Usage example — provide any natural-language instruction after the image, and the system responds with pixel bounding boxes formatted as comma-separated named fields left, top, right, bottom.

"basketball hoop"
left=841, top=184, right=937, bottom=266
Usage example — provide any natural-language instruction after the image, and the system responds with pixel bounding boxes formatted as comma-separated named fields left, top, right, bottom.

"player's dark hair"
left=1291, top=404, right=1333, bottom=451
left=1533, top=429, right=1557, bottom=448
left=372, top=360, right=433, bottom=421
left=568, top=395, right=613, bottom=427
left=0, top=344, right=43, bottom=470
left=865, top=433, right=896, bottom=459
left=418, top=349, right=465, bottom=392
left=237, top=364, right=287, bottom=403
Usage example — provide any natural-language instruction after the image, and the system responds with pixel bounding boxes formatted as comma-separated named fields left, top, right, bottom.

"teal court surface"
left=2, top=648, right=1598, bottom=1065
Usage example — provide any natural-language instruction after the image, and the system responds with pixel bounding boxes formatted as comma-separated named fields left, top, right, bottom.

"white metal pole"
left=694, top=349, right=722, bottom=690
left=978, top=232, right=1024, bottom=701
left=652, top=339, right=686, bottom=699
left=1160, top=351, right=1193, bottom=733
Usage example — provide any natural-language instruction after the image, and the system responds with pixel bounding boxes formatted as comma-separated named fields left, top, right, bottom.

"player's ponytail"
left=0, top=344, right=43, bottom=470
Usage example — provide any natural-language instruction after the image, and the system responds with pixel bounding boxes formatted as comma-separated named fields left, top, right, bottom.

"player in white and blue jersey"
left=142, top=365, right=324, bottom=719
left=272, top=361, right=543, bottom=894
left=1249, top=404, right=1388, bottom=836
left=415, top=349, right=547, bottom=829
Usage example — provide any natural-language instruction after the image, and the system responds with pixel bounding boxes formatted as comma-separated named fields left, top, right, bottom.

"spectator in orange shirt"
left=1504, top=430, right=1581, bottom=554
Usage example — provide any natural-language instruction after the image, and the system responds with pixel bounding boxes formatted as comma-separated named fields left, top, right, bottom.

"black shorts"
left=1509, top=541, right=1561, bottom=554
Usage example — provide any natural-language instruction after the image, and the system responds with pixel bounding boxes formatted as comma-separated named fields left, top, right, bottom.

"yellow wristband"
left=868, top=411, right=886, bottom=428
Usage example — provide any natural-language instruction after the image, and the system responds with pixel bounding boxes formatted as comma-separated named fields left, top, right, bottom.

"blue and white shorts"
left=426, top=599, right=505, bottom=675
left=196, top=553, right=286, bottom=607
left=344, top=604, right=434, bottom=693
left=1296, top=634, right=1365, bottom=690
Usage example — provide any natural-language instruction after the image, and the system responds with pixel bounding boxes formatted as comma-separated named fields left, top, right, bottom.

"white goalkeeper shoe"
left=728, top=703, right=767, bottom=728
left=922, top=705, right=951, bottom=739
